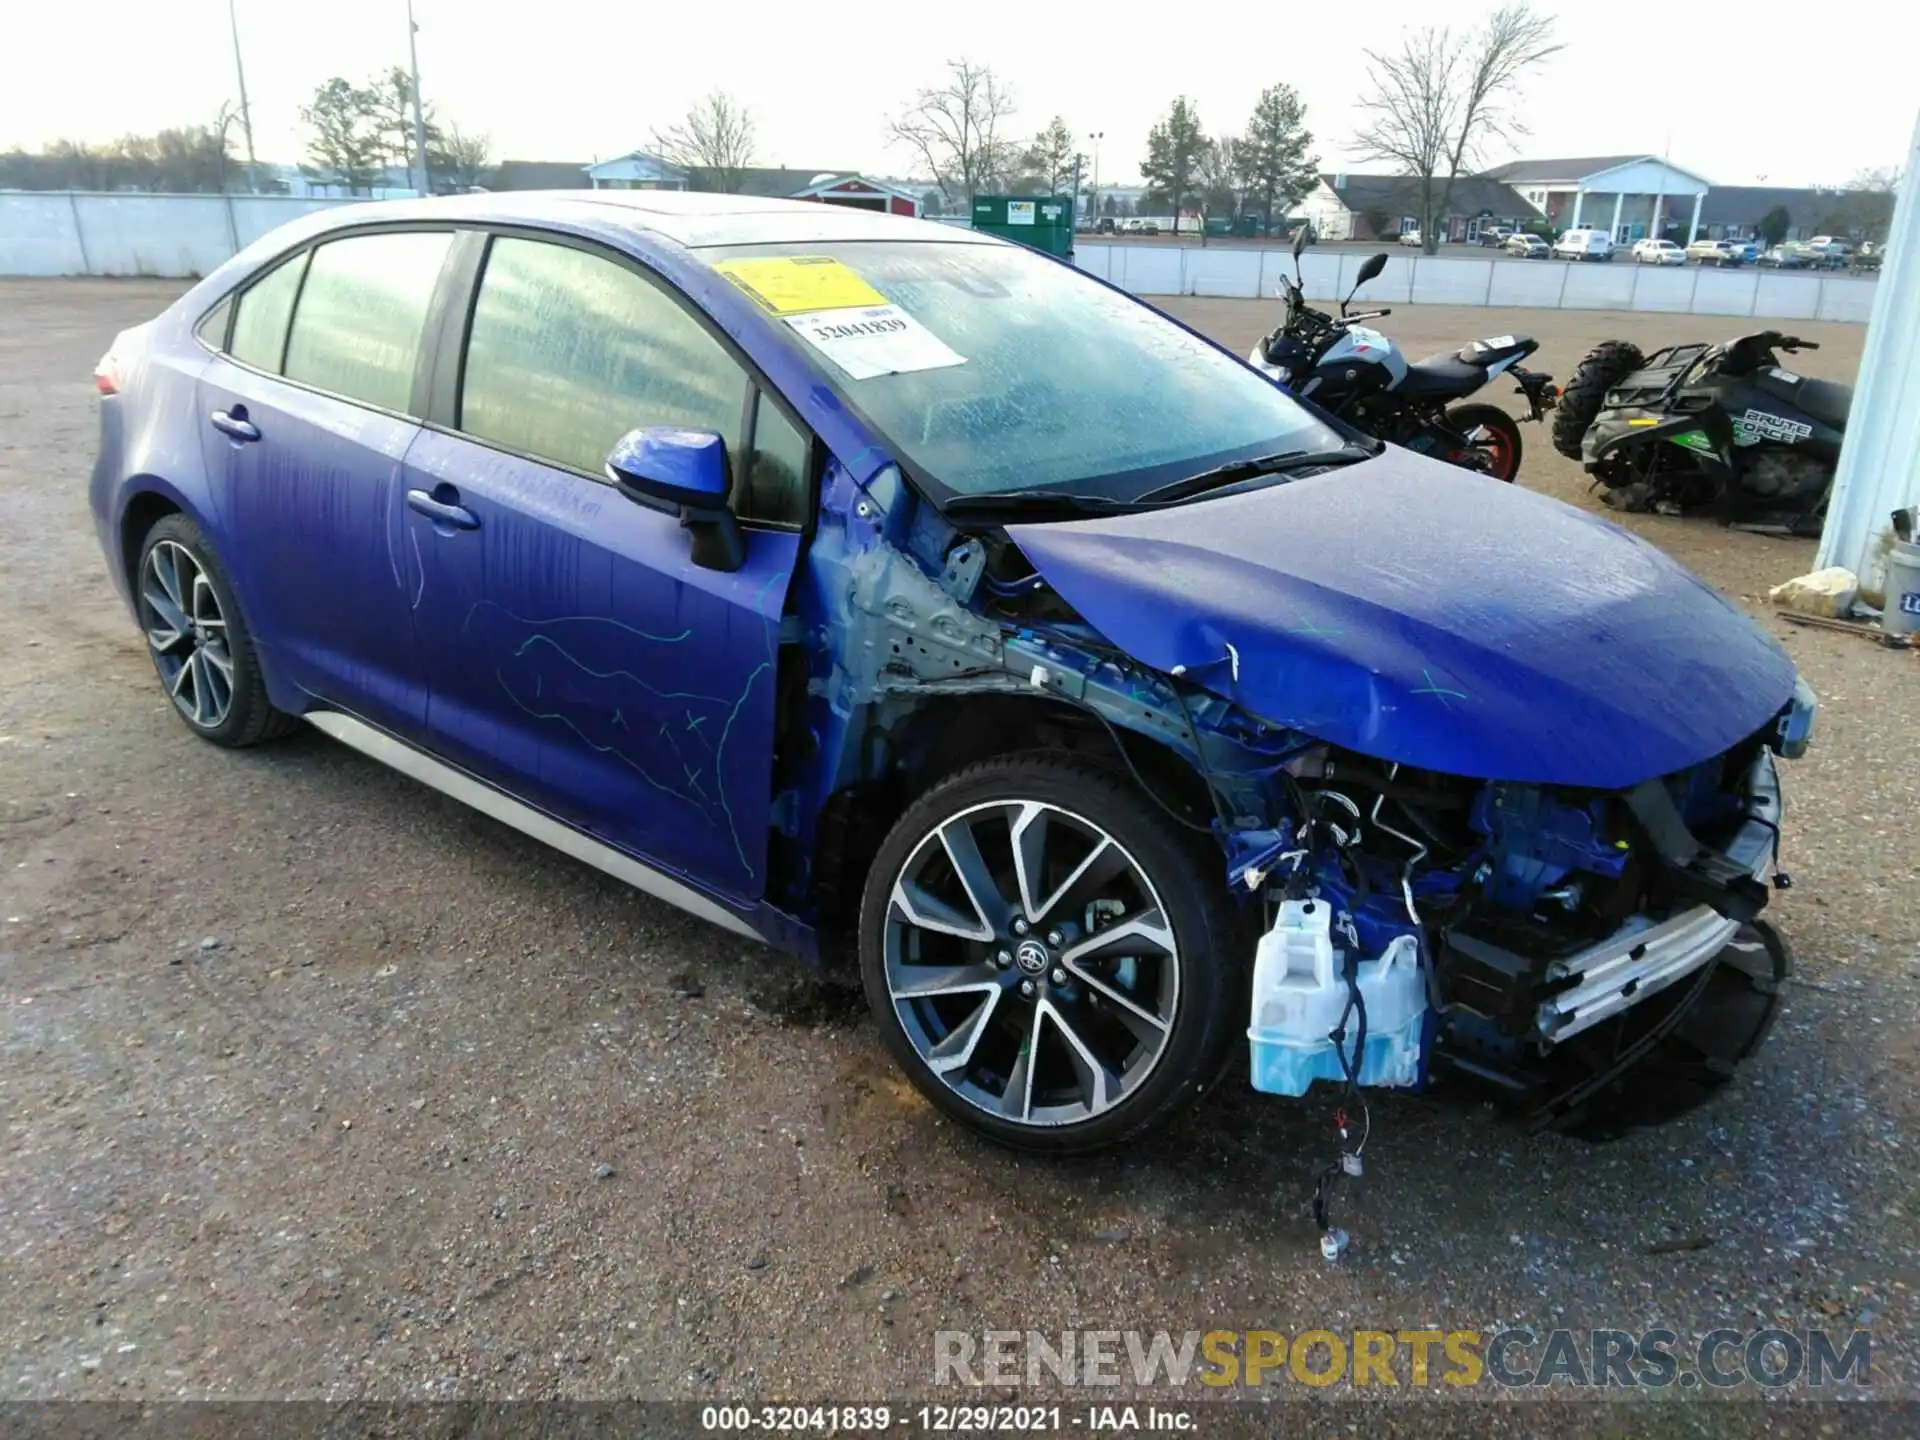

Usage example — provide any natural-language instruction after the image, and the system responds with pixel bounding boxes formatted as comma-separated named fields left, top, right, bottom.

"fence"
left=1073, top=242, right=1880, bottom=324
left=0, top=192, right=354, bottom=278
left=0, top=195, right=1882, bottom=324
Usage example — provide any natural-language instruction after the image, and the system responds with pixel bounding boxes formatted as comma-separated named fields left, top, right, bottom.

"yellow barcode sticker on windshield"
left=712, top=256, right=888, bottom=316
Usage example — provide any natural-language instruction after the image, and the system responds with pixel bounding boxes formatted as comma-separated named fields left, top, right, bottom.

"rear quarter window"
left=283, top=231, right=452, bottom=413
left=194, top=296, right=233, bottom=350
left=228, top=252, right=309, bottom=372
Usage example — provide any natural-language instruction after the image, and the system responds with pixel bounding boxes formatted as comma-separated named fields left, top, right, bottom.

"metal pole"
left=406, top=0, right=430, bottom=194
left=227, top=0, right=257, bottom=191
left=1651, top=130, right=1670, bottom=243
left=1088, top=130, right=1104, bottom=222
left=67, top=191, right=94, bottom=275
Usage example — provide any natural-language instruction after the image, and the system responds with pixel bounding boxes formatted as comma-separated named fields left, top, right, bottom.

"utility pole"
left=1087, top=130, right=1104, bottom=222
left=406, top=0, right=430, bottom=194
left=227, top=0, right=257, bottom=191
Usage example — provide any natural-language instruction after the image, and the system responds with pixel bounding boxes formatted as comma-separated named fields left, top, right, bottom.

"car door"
left=196, top=229, right=453, bottom=739
left=400, top=231, right=813, bottom=904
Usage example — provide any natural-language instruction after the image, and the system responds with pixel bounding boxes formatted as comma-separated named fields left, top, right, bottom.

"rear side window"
left=284, top=231, right=451, bottom=412
left=458, top=236, right=750, bottom=479
left=228, top=253, right=308, bottom=371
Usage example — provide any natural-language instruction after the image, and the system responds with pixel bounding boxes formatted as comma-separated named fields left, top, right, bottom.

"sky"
left=5, top=0, right=1913, bottom=189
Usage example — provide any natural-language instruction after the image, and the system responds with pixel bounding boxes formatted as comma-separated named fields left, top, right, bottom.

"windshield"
left=701, top=238, right=1345, bottom=500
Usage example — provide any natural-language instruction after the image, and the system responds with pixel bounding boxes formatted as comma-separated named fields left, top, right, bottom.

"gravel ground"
left=2, top=280, right=1916, bottom=1434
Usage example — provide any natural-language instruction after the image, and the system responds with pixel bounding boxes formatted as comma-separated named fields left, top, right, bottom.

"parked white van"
left=1554, top=228, right=1615, bottom=262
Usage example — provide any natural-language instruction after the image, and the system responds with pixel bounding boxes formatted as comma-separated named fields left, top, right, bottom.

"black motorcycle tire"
left=1551, top=340, right=1646, bottom=459
left=1445, top=403, right=1525, bottom=481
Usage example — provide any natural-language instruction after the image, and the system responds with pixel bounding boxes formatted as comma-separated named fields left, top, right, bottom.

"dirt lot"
left=3, top=280, right=1917, bottom=1430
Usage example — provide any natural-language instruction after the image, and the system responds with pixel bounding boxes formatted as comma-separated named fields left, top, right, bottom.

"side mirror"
left=606, top=426, right=745, bottom=572
left=1356, top=252, right=1388, bottom=286
left=1291, top=226, right=1307, bottom=259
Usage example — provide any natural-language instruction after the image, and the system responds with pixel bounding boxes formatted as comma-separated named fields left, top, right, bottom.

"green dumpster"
left=1234, top=214, right=1261, bottom=238
left=971, top=195, right=1075, bottom=257
left=1204, top=215, right=1231, bottom=238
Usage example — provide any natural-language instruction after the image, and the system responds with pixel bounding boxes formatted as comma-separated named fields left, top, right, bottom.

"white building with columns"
left=1487, top=155, right=1713, bottom=243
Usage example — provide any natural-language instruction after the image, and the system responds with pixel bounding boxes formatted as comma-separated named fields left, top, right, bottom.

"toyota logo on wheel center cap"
left=1013, top=939, right=1050, bottom=974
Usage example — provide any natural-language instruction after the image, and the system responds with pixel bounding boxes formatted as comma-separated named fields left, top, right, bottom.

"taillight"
left=94, top=352, right=119, bottom=396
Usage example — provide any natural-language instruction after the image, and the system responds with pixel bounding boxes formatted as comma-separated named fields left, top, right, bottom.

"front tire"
left=135, top=514, right=295, bottom=747
left=858, top=754, right=1247, bottom=1154
left=1445, top=403, right=1524, bottom=481
left=1551, top=340, right=1646, bottom=459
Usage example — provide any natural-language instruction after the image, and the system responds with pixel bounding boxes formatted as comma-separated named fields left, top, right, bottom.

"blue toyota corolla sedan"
left=92, top=191, right=1815, bottom=1157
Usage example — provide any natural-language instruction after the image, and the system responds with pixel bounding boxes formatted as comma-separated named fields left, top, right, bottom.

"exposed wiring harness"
left=1268, top=784, right=1383, bottom=1261
left=1311, top=968, right=1372, bottom=1259
left=1080, top=704, right=1215, bottom=834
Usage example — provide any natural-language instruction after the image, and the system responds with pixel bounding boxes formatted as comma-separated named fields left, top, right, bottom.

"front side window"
left=739, top=393, right=811, bottom=525
left=283, top=230, right=451, bottom=412
left=459, top=236, right=750, bottom=480
left=703, top=239, right=1346, bottom=502
left=228, top=251, right=308, bottom=372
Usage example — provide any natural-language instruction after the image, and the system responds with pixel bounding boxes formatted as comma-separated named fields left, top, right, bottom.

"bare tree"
left=887, top=59, right=1016, bottom=206
left=0, top=125, right=233, bottom=193
left=437, top=125, right=493, bottom=191
left=1351, top=2, right=1560, bottom=254
left=653, top=91, right=758, bottom=193
left=1195, top=137, right=1240, bottom=236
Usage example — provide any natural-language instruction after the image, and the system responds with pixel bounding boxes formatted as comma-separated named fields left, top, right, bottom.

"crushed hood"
left=1009, top=454, right=1797, bottom=789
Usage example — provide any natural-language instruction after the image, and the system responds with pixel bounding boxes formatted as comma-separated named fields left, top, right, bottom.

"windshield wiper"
left=1133, top=442, right=1378, bottom=505
left=943, top=490, right=1137, bottom=517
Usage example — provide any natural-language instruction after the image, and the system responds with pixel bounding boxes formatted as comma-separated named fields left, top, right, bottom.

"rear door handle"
left=406, top=488, right=479, bottom=530
left=209, top=408, right=260, bottom=442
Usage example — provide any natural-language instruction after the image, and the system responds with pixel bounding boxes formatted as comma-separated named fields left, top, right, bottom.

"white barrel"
left=1885, top=537, right=1920, bottom=640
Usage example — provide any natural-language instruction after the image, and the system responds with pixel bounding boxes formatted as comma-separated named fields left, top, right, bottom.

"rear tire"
left=1551, top=340, right=1646, bottom=459
left=135, top=514, right=297, bottom=747
left=1445, top=403, right=1524, bottom=481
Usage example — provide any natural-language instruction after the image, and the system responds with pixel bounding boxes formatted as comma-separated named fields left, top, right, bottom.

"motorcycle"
left=1550, top=330, right=1851, bottom=535
left=1246, top=227, right=1561, bottom=481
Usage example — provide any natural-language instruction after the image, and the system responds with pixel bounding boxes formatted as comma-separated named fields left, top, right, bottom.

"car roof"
left=293, top=189, right=996, bottom=251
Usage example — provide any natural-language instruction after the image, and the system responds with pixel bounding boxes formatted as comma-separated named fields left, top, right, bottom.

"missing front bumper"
left=1534, top=750, right=1781, bottom=1043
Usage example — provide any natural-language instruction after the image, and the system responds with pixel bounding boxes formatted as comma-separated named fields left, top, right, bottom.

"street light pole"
left=1087, top=130, right=1104, bottom=221
left=227, top=0, right=257, bottom=191
left=406, top=0, right=430, bottom=194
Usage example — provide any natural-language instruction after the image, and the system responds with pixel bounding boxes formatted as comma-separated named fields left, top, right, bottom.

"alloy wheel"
left=140, top=539, right=235, bottom=730
left=882, top=800, right=1181, bottom=1128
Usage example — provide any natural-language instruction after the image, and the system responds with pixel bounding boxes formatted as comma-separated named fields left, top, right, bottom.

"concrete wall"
left=0, top=192, right=351, bottom=277
left=1, top=193, right=1878, bottom=325
left=1074, top=243, right=1879, bottom=323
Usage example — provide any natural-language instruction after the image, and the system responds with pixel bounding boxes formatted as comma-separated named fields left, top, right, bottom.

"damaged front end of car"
left=776, top=448, right=1813, bottom=1157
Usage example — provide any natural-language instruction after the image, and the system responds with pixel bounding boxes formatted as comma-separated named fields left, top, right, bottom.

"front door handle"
left=209, top=408, right=260, bottom=442
left=406, top=488, right=479, bottom=530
